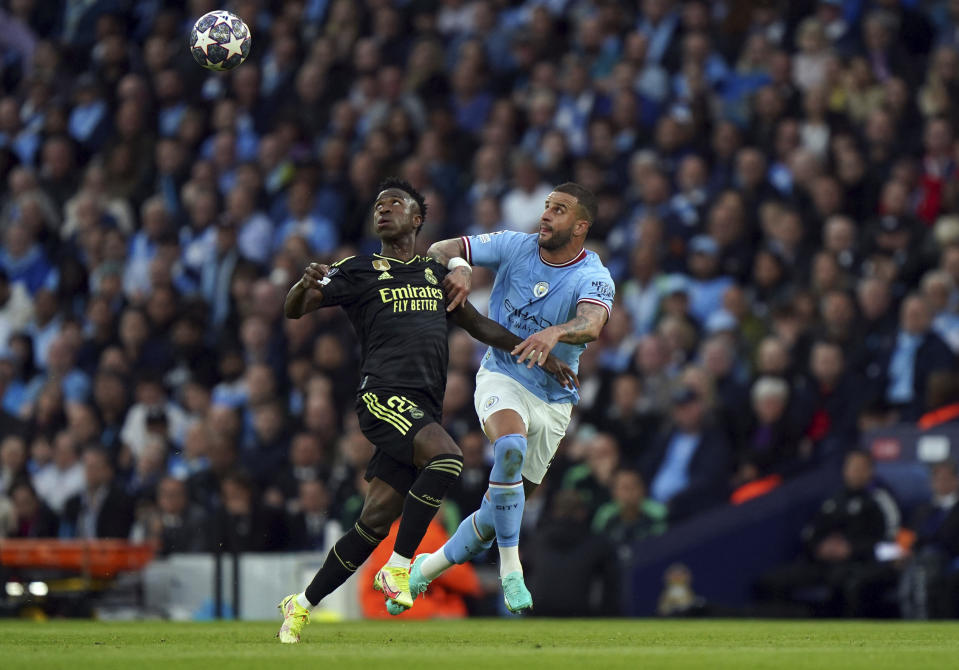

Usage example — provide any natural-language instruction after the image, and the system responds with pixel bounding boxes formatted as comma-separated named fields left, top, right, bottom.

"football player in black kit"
left=277, top=179, right=577, bottom=641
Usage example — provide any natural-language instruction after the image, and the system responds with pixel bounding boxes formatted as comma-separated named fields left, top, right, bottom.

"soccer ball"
left=190, top=10, right=251, bottom=71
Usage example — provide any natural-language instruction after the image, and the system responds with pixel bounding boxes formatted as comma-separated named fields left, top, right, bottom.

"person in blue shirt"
left=412, top=182, right=614, bottom=613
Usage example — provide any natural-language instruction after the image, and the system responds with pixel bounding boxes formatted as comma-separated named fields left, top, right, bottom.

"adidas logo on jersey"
left=378, top=271, right=393, bottom=280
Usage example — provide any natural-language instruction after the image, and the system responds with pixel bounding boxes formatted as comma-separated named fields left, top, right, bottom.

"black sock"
left=304, top=520, right=384, bottom=606
left=394, top=454, right=464, bottom=559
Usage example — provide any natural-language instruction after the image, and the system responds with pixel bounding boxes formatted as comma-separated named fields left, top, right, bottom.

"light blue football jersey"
left=463, top=231, right=615, bottom=404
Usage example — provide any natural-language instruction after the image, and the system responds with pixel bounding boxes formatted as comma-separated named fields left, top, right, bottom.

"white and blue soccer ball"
left=190, top=10, right=252, bottom=72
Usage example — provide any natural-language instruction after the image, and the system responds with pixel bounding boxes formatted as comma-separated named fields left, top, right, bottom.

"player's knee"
left=493, top=434, right=527, bottom=479
left=359, top=502, right=400, bottom=537
left=413, top=424, right=461, bottom=465
left=437, top=441, right=462, bottom=460
left=359, top=510, right=393, bottom=537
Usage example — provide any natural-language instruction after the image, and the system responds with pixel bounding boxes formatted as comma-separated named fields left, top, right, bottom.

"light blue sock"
left=442, top=495, right=495, bottom=564
left=488, top=433, right=527, bottom=548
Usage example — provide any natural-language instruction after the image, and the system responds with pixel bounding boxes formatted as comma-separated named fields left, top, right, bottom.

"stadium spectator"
left=7, top=477, right=58, bottom=538
left=562, top=432, right=621, bottom=518
left=61, top=446, right=134, bottom=539
left=592, top=373, right=660, bottom=462
left=268, top=431, right=328, bottom=504
left=756, top=450, right=900, bottom=617
left=288, top=479, right=333, bottom=552
left=593, top=468, right=667, bottom=559
left=187, top=427, right=239, bottom=512
left=133, top=475, right=211, bottom=555
left=794, top=340, right=860, bottom=461
left=31, top=430, right=84, bottom=514
left=0, top=430, right=31, bottom=486
left=214, top=469, right=289, bottom=552
left=638, top=386, right=731, bottom=520
left=734, top=376, right=800, bottom=487
left=898, top=460, right=959, bottom=619
left=0, top=268, right=33, bottom=352
left=871, top=294, right=955, bottom=422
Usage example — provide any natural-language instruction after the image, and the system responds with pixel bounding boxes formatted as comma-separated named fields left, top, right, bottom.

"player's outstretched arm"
left=428, top=237, right=472, bottom=312
left=284, top=263, right=328, bottom=319
left=450, top=301, right=578, bottom=388
left=426, top=237, right=465, bottom=266
left=512, top=302, right=609, bottom=368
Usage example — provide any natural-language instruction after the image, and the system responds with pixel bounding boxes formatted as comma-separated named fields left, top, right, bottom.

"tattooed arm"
left=511, top=302, right=609, bottom=368
left=426, top=237, right=466, bottom=267
left=450, top=301, right=579, bottom=388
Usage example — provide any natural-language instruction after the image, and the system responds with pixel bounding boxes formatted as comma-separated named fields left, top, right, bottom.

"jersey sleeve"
left=461, top=231, right=528, bottom=271
left=576, top=264, right=615, bottom=322
left=316, top=256, right=361, bottom=307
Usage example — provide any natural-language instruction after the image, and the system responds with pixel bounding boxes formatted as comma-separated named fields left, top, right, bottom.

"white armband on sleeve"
left=448, top=257, right=472, bottom=272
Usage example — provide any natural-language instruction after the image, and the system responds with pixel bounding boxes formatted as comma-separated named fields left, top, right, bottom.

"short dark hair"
left=377, top=177, right=427, bottom=222
left=554, top=182, right=597, bottom=224
left=221, top=468, right=255, bottom=493
left=83, top=444, right=113, bottom=468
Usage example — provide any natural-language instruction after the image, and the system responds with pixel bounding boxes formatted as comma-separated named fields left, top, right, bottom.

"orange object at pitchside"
left=0, top=539, right=156, bottom=578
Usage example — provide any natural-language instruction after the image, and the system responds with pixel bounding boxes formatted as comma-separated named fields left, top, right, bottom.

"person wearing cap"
left=687, top=234, right=735, bottom=325
left=637, top=385, right=731, bottom=520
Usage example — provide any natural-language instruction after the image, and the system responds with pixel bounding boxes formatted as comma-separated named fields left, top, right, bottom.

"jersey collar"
left=374, top=253, right=420, bottom=264
left=538, top=247, right=587, bottom=268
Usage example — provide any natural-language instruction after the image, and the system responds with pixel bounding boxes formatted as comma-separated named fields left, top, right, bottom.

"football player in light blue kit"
left=411, top=182, right=614, bottom=613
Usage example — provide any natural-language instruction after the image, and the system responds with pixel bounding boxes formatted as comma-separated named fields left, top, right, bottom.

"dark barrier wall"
left=625, top=423, right=959, bottom=616
left=624, top=467, right=841, bottom=616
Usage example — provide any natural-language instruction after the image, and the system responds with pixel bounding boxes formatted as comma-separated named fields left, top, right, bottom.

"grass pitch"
left=0, top=619, right=957, bottom=670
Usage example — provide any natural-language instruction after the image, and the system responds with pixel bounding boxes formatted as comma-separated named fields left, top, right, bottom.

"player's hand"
left=442, top=266, right=472, bottom=312
left=300, top=262, right=330, bottom=290
left=542, top=354, right=579, bottom=389
left=512, top=326, right=561, bottom=368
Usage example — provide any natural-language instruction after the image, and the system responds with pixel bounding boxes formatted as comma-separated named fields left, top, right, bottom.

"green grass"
left=1, top=619, right=958, bottom=670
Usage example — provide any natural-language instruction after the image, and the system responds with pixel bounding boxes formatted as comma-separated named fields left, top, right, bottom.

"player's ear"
left=574, top=218, right=590, bottom=237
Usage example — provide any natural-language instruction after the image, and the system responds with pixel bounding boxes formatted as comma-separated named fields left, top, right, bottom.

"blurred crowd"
left=2, top=0, right=959, bottom=616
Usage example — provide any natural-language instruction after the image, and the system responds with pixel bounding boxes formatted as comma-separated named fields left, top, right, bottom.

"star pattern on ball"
left=191, top=10, right=251, bottom=71
left=221, top=29, right=246, bottom=60
left=193, top=23, right=219, bottom=57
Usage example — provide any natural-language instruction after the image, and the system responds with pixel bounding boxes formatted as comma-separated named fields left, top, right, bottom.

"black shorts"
left=356, top=389, right=441, bottom=495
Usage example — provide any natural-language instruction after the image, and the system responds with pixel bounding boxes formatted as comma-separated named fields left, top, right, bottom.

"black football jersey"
left=317, top=253, right=451, bottom=410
